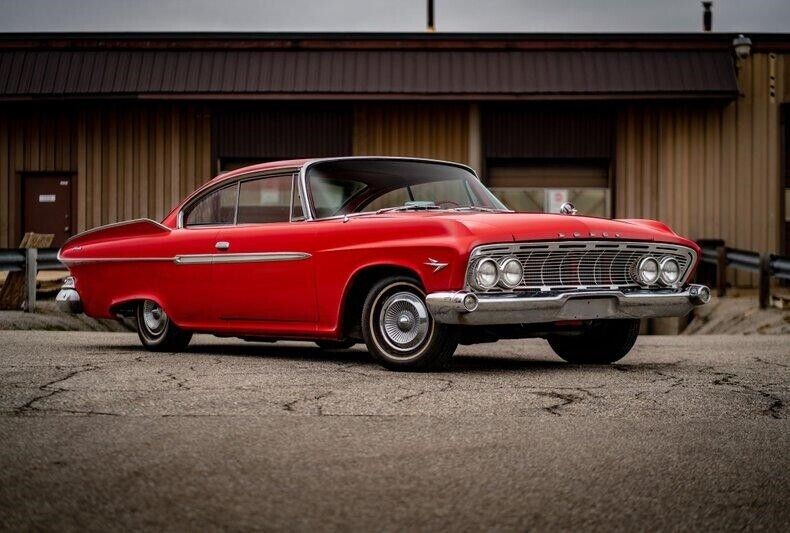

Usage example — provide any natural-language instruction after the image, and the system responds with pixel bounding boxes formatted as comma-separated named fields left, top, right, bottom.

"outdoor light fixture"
left=733, top=34, right=752, bottom=60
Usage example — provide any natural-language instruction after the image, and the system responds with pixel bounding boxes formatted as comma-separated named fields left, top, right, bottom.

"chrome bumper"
left=56, top=277, right=83, bottom=314
left=426, top=284, right=710, bottom=326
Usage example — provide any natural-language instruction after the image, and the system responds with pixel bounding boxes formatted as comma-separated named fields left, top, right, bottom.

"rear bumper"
left=426, top=284, right=710, bottom=326
left=56, top=277, right=83, bottom=314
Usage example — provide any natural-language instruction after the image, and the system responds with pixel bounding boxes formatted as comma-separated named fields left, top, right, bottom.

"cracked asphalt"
left=0, top=331, right=788, bottom=531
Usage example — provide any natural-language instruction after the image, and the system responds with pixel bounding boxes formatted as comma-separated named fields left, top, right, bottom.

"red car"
left=57, top=157, right=710, bottom=371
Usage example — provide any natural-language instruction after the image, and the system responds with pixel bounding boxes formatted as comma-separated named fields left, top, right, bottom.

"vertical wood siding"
left=352, top=104, right=469, bottom=163
left=0, top=103, right=211, bottom=247
left=615, top=53, right=785, bottom=285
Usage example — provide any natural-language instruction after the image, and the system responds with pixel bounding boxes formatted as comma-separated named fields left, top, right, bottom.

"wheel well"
left=109, top=299, right=142, bottom=318
left=340, top=265, right=422, bottom=340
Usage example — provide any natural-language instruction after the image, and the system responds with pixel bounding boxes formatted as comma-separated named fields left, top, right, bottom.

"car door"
left=164, top=182, right=239, bottom=325
left=213, top=173, right=317, bottom=324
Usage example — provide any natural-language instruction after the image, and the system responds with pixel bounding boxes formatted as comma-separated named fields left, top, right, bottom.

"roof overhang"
left=0, top=38, right=742, bottom=101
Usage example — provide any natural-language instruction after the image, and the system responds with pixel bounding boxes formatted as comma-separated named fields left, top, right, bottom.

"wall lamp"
left=733, top=34, right=752, bottom=61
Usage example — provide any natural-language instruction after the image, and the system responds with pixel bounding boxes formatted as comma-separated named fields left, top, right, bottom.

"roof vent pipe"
left=702, top=1, right=712, bottom=32
left=427, top=0, right=435, bottom=32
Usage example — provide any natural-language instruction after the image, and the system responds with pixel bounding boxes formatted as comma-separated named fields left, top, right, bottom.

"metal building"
left=0, top=32, right=787, bottom=269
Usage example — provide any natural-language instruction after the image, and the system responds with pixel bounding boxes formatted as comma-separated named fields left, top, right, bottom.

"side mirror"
left=559, top=202, right=578, bottom=216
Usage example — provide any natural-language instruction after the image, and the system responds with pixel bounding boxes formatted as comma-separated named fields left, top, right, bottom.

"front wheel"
left=547, top=319, right=640, bottom=364
left=362, top=277, right=458, bottom=371
left=135, top=300, right=192, bottom=352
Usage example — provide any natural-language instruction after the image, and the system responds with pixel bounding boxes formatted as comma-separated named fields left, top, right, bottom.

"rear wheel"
left=135, top=300, right=192, bottom=352
left=362, top=277, right=457, bottom=371
left=547, top=319, right=640, bottom=364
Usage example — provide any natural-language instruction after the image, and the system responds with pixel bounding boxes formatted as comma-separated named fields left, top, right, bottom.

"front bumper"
left=426, top=284, right=710, bottom=326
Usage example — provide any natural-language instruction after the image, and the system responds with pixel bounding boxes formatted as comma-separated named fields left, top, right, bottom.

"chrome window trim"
left=178, top=167, right=302, bottom=229
left=299, top=156, right=481, bottom=222
left=466, top=240, right=698, bottom=292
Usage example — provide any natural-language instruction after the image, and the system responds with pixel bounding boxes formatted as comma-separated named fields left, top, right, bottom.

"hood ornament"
left=559, top=202, right=578, bottom=216
left=424, top=258, right=448, bottom=273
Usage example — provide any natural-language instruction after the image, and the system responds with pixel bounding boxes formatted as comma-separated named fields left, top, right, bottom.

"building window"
left=486, top=161, right=611, bottom=217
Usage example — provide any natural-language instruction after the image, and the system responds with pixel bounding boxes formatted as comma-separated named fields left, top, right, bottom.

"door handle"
left=215, top=241, right=230, bottom=251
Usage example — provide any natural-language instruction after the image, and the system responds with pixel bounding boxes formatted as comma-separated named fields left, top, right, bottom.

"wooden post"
left=24, top=248, right=37, bottom=313
left=0, top=232, right=54, bottom=311
left=715, top=246, right=727, bottom=297
left=758, top=253, right=771, bottom=309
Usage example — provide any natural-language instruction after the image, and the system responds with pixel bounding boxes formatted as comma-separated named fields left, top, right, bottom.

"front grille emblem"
left=424, top=258, right=448, bottom=273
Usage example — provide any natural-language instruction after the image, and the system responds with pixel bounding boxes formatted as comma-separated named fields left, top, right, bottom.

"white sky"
left=1, top=0, right=789, bottom=33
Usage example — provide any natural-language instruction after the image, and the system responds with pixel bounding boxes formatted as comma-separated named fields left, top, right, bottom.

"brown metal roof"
left=0, top=49, right=738, bottom=100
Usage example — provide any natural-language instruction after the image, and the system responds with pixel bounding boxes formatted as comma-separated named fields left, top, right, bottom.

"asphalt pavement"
left=0, top=331, right=788, bottom=531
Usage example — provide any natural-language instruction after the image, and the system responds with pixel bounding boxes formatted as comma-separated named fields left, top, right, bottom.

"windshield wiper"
left=376, top=204, right=443, bottom=214
left=451, top=206, right=511, bottom=213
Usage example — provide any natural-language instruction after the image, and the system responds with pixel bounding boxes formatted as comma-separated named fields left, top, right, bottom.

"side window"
left=184, top=184, right=238, bottom=227
left=237, top=175, right=293, bottom=224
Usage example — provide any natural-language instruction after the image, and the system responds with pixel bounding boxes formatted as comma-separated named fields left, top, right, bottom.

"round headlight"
left=636, top=256, right=660, bottom=286
left=473, top=258, right=499, bottom=290
left=659, top=257, right=681, bottom=286
left=499, top=258, right=523, bottom=288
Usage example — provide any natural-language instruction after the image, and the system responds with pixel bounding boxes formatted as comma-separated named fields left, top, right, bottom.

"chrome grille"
left=467, top=241, right=695, bottom=292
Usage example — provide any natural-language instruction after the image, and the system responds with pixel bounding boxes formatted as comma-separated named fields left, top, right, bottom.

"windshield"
left=306, top=159, right=509, bottom=219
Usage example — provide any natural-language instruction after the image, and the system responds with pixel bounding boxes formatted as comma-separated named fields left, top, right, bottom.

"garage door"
left=487, top=162, right=611, bottom=217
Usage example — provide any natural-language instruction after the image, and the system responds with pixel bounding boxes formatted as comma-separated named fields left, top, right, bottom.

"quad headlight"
left=470, top=257, right=523, bottom=291
left=472, top=258, right=499, bottom=290
left=636, top=256, right=660, bottom=286
left=499, top=257, right=523, bottom=288
left=636, top=255, right=683, bottom=287
left=659, top=257, right=681, bottom=286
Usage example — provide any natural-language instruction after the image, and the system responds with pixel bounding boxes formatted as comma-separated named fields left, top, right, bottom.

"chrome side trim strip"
left=60, top=252, right=311, bottom=265
left=174, top=252, right=311, bottom=265
left=59, top=257, right=173, bottom=265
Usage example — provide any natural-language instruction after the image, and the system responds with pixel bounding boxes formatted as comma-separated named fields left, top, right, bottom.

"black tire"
left=315, top=340, right=356, bottom=350
left=135, top=300, right=192, bottom=352
left=361, top=276, right=458, bottom=371
left=547, top=319, right=640, bottom=364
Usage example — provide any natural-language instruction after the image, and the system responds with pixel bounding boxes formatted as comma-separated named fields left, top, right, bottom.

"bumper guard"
left=56, top=277, right=83, bottom=314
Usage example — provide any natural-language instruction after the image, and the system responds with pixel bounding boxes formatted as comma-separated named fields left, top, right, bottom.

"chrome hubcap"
left=142, top=300, right=168, bottom=336
left=379, top=291, right=430, bottom=353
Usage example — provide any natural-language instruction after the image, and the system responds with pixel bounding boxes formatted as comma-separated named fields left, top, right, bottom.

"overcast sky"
left=1, top=0, right=789, bottom=33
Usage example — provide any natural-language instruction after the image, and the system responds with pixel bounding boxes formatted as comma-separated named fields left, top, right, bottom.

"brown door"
left=23, top=175, right=72, bottom=247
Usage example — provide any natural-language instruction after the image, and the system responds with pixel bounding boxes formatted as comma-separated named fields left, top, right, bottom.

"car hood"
left=400, top=211, right=686, bottom=245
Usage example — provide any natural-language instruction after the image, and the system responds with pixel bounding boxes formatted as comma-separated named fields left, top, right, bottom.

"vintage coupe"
left=57, top=157, right=710, bottom=371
